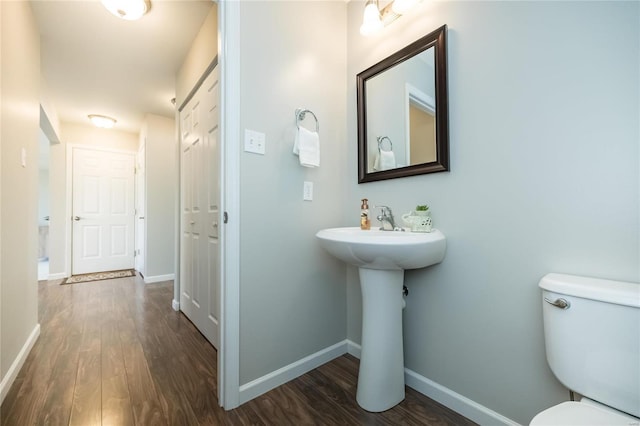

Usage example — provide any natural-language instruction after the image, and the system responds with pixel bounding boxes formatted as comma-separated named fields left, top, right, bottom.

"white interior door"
left=72, top=147, right=135, bottom=275
left=180, top=67, right=220, bottom=348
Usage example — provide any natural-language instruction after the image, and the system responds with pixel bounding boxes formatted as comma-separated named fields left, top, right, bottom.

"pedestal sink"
left=316, top=227, right=446, bottom=412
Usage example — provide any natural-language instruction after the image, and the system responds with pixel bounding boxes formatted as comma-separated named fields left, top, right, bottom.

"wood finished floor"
left=1, top=275, right=476, bottom=425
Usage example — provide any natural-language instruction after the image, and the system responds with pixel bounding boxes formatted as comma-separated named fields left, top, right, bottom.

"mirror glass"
left=357, top=25, right=448, bottom=183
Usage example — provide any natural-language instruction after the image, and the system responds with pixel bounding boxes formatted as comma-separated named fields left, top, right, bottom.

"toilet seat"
left=530, top=401, right=639, bottom=426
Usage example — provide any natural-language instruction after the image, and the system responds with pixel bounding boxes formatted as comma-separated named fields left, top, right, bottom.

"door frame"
left=218, top=0, right=241, bottom=409
left=65, top=144, right=138, bottom=278
left=135, top=141, right=146, bottom=276
left=171, top=0, right=242, bottom=409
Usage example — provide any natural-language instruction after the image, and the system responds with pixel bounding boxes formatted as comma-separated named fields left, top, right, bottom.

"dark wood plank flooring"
left=1, top=275, right=476, bottom=425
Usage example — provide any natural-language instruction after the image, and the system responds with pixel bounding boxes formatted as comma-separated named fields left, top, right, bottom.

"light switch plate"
left=244, top=129, right=266, bottom=155
left=303, top=181, right=313, bottom=201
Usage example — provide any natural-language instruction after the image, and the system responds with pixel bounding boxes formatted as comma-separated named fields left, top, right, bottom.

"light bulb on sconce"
left=360, top=0, right=422, bottom=36
left=360, top=0, right=384, bottom=36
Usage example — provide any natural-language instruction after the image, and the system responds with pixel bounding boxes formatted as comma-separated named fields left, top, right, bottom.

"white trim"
left=0, top=324, right=41, bottom=404
left=404, top=83, right=435, bottom=166
left=143, top=273, right=175, bottom=284
left=239, top=341, right=348, bottom=405
left=404, top=369, right=521, bottom=426
left=347, top=339, right=362, bottom=358
left=172, top=299, right=180, bottom=311
left=219, top=0, right=241, bottom=410
left=47, top=272, right=67, bottom=280
left=346, top=340, right=519, bottom=426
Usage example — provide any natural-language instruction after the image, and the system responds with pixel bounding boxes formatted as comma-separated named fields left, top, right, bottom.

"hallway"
left=1, top=276, right=474, bottom=425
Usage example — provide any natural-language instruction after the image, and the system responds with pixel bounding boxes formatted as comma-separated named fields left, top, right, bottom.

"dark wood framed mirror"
left=357, top=25, right=449, bottom=183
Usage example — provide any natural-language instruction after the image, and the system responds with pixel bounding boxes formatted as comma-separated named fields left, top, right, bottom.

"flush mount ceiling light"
left=101, top=0, right=150, bottom=21
left=88, top=114, right=117, bottom=129
left=360, top=0, right=421, bottom=36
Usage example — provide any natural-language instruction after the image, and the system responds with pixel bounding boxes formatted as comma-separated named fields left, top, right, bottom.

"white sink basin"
left=316, top=227, right=446, bottom=270
left=316, top=226, right=447, bottom=412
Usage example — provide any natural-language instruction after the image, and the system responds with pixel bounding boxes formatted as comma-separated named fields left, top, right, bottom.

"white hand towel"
left=379, top=150, right=396, bottom=170
left=373, top=152, right=381, bottom=171
left=293, top=127, right=320, bottom=168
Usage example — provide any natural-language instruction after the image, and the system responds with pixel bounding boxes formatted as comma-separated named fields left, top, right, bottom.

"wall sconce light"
left=360, top=0, right=420, bottom=36
left=88, top=114, right=117, bottom=129
left=360, top=0, right=384, bottom=36
left=101, top=0, right=150, bottom=21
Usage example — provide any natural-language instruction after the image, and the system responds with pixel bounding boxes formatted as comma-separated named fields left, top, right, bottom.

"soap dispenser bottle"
left=360, top=198, right=371, bottom=230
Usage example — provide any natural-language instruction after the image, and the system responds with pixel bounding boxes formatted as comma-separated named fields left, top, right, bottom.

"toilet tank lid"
left=539, top=273, right=640, bottom=308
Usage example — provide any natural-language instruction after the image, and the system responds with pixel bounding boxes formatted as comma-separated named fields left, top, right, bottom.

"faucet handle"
left=374, top=205, right=391, bottom=214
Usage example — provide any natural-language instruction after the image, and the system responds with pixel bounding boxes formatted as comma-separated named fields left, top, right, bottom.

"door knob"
left=73, top=216, right=81, bottom=221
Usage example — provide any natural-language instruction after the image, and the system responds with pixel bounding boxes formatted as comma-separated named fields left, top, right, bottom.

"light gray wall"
left=0, top=0, right=40, bottom=382
left=61, top=122, right=138, bottom=152
left=175, top=3, right=216, bottom=108
left=238, top=1, right=348, bottom=385
left=142, top=114, right=176, bottom=279
left=346, top=1, right=639, bottom=424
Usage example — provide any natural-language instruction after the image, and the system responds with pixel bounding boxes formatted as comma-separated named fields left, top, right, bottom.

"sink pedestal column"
left=357, top=267, right=405, bottom=412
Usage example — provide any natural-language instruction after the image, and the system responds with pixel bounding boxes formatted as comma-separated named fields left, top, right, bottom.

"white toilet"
left=531, top=273, right=640, bottom=425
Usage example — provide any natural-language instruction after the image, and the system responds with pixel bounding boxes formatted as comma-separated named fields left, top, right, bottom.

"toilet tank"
left=539, top=273, right=640, bottom=418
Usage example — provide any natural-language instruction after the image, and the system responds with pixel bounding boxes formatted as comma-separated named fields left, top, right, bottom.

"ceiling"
left=31, top=0, right=214, bottom=135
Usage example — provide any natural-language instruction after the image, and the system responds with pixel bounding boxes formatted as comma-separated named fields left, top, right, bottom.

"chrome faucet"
left=375, top=205, right=404, bottom=231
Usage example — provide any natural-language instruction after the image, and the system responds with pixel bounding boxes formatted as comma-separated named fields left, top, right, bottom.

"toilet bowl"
left=531, top=273, right=640, bottom=426
left=530, top=398, right=638, bottom=426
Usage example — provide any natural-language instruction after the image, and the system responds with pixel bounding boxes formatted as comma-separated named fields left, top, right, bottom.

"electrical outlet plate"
left=303, top=181, right=313, bottom=201
left=244, top=129, right=266, bottom=155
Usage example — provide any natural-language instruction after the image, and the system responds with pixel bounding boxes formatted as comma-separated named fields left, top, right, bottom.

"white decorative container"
left=402, top=210, right=432, bottom=232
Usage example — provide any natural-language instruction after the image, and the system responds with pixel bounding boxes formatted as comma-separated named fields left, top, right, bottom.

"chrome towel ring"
left=377, top=136, right=393, bottom=152
left=295, top=108, right=319, bottom=132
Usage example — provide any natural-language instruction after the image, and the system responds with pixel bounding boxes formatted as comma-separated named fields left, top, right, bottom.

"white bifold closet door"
left=180, top=67, right=220, bottom=348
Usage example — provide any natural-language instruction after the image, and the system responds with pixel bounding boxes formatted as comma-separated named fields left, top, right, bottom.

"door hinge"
left=223, top=211, right=228, bottom=224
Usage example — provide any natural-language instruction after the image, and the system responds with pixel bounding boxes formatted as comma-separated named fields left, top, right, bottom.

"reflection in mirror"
left=357, top=25, right=448, bottom=183
left=366, top=48, right=435, bottom=172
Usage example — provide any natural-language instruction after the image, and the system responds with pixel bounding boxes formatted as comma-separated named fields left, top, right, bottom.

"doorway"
left=37, top=129, right=51, bottom=281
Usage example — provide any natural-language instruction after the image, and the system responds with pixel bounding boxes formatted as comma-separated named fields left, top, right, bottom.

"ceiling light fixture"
left=101, top=0, right=150, bottom=21
left=360, top=0, right=421, bottom=36
left=88, top=114, right=117, bottom=129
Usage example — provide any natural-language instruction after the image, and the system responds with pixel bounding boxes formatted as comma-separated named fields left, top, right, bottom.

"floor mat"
left=61, top=269, right=136, bottom=285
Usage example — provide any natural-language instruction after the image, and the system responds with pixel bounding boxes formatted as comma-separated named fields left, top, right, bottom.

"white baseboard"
left=239, top=340, right=348, bottom=405
left=143, top=273, right=175, bottom=284
left=346, top=339, right=361, bottom=358
left=47, top=272, right=67, bottom=280
left=0, top=324, right=41, bottom=404
left=346, top=339, right=519, bottom=426
left=405, top=369, right=521, bottom=426
left=172, top=299, right=180, bottom=311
